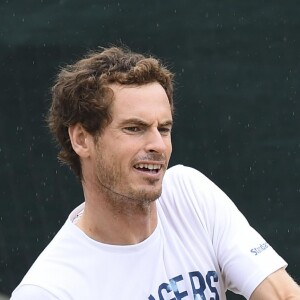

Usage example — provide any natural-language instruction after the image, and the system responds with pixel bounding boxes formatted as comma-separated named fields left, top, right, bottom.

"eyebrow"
left=119, top=118, right=173, bottom=128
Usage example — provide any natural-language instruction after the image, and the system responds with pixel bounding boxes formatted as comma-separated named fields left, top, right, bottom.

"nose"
left=144, top=128, right=169, bottom=154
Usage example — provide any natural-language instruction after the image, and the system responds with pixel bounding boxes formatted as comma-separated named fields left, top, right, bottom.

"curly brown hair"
left=47, top=46, right=174, bottom=179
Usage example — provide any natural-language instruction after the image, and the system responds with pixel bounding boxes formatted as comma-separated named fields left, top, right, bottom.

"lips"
left=134, top=163, right=162, bottom=173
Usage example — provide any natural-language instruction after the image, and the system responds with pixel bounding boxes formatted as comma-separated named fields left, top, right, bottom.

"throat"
left=77, top=201, right=157, bottom=245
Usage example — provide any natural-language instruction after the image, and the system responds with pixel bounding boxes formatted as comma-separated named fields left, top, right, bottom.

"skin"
left=68, top=81, right=300, bottom=299
left=250, top=268, right=300, bottom=299
left=69, top=82, right=173, bottom=245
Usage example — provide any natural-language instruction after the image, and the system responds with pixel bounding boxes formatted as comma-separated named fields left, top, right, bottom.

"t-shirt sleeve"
left=208, top=181, right=287, bottom=298
left=11, top=284, right=59, bottom=300
left=169, top=165, right=287, bottom=299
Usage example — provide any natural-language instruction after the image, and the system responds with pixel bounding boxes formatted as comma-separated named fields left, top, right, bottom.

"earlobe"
left=68, top=124, right=91, bottom=158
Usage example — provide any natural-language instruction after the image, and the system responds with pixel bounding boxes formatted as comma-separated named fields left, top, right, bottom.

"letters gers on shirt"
left=148, top=270, right=220, bottom=300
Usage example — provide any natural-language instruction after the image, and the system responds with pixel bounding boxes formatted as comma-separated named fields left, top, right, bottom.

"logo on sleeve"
left=250, top=242, right=269, bottom=255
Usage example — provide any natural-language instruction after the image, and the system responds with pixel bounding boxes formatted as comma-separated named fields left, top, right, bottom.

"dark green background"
left=0, top=1, right=299, bottom=299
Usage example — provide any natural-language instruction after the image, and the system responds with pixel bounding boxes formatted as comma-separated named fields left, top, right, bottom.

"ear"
left=68, top=124, right=92, bottom=158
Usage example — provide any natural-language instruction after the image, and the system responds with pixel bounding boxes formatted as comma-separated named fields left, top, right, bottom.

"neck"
left=76, top=181, right=158, bottom=245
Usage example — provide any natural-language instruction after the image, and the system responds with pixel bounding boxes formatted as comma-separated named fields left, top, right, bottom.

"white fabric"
left=11, top=165, right=287, bottom=300
left=10, top=285, right=58, bottom=300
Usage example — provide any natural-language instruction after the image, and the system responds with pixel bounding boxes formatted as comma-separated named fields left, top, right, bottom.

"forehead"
left=109, top=82, right=172, bottom=121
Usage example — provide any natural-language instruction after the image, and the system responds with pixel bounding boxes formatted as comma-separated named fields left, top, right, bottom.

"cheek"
left=108, top=146, right=133, bottom=167
left=166, top=139, right=173, bottom=154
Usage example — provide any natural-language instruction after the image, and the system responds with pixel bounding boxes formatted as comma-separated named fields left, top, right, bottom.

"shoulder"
left=159, top=165, right=230, bottom=232
left=11, top=284, right=58, bottom=300
left=164, top=164, right=206, bottom=179
left=162, top=164, right=215, bottom=192
left=161, top=164, right=229, bottom=208
left=14, top=213, right=88, bottom=297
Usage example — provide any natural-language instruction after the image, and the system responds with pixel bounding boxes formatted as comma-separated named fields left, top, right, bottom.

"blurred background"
left=0, top=1, right=299, bottom=299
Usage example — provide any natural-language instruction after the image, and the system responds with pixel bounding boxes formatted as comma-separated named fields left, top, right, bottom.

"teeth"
left=135, top=163, right=161, bottom=170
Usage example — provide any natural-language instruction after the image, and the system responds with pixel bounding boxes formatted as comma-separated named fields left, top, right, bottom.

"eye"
left=158, top=127, right=172, bottom=135
left=123, top=126, right=141, bottom=133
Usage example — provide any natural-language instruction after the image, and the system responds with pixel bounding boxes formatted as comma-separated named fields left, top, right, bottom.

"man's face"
left=92, top=82, right=173, bottom=207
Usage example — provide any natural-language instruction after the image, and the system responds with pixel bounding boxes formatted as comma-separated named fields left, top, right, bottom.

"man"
left=11, top=46, right=300, bottom=299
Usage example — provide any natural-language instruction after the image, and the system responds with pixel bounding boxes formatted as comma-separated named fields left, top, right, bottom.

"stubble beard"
left=95, top=151, right=162, bottom=215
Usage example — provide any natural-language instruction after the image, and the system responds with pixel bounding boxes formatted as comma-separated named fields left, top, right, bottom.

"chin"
left=131, top=186, right=162, bottom=204
left=145, top=188, right=162, bottom=202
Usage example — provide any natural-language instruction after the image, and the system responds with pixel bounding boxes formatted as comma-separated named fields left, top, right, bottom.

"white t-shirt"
left=11, top=165, right=286, bottom=300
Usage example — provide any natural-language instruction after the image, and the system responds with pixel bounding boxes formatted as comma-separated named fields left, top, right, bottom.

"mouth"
left=133, top=163, right=162, bottom=174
